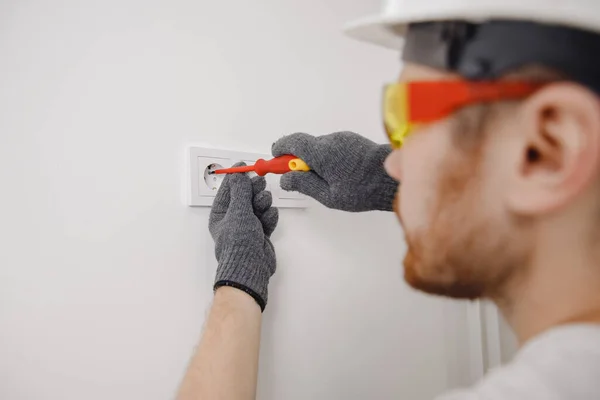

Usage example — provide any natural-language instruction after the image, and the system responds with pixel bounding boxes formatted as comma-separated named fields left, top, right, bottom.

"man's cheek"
left=398, top=132, right=444, bottom=233
left=399, top=181, right=429, bottom=233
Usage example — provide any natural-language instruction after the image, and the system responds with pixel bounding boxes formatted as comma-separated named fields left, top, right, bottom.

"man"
left=177, top=0, right=600, bottom=398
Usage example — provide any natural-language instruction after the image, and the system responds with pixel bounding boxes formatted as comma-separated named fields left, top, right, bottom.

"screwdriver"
left=209, top=155, right=310, bottom=176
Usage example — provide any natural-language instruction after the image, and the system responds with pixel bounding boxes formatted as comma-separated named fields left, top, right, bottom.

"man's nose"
left=384, top=148, right=403, bottom=182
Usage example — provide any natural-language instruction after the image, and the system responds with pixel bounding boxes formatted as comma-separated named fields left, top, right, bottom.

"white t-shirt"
left=438, top=324, right=600, bottom=400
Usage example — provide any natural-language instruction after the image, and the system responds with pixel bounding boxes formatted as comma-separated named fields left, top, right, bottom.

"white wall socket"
left=187, top=147, right=309, bottom=208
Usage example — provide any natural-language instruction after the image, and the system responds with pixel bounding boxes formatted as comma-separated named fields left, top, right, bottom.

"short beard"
left=402, top=218, right=522, bottom=300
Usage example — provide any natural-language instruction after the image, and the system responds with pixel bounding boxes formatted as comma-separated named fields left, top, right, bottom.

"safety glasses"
left=383, top=81, right=545, bottom=149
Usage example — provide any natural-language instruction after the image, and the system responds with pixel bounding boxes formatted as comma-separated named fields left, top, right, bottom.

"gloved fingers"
left=219, top=162, right=253, bottom=218
left=281, top=171, right=330, bottom=203
left=271, top=132, right=322, bottom=171
left=210, top=173, right=233, bottom=216
left=259, top=207, right=279, bottom=237
left=209, top=165, right=246, bottom=235
left=251, top=175, right=267, bottom=196
left=253, top=190, right=273, bottom=217
left=227, top=175, right=254, bottom=218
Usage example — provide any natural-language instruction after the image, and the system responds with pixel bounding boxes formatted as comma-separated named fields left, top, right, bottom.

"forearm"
left=177, top=287, right=263, bottom=400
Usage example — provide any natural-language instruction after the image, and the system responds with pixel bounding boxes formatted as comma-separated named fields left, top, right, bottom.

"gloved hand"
left=209, top=164, right=279, bottom=311
left=272, top=131, right=398, bottom=212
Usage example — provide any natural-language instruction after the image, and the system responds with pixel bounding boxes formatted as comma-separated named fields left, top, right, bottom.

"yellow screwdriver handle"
left=288, top=158, right=311, bottom=172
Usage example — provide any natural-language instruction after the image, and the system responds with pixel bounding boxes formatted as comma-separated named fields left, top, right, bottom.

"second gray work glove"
left=272, top=131, right=398, bottom=212
left=209, top=164, right=279, bottom=311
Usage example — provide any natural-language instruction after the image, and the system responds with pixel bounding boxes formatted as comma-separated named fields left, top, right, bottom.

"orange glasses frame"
left=383, top=81, right=545, bottom=148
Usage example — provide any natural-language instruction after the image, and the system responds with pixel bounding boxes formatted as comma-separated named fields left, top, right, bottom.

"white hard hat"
left=345, top=0, right=600, bottom=50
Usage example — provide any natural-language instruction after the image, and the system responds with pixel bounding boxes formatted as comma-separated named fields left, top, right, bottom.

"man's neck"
left=496, top=225, right=600, bottom=345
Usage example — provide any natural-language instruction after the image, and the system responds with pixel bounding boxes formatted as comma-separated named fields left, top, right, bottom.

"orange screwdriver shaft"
left=211, top=165, right=256, bottom=174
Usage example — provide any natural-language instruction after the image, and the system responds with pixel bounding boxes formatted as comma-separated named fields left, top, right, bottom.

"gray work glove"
left=209, top=164, right=279, bottom=311
left=272, top=131, right=398, bottom=212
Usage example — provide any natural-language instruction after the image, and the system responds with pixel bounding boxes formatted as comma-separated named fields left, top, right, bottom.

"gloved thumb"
left=280, top=171, right=329, bottom=202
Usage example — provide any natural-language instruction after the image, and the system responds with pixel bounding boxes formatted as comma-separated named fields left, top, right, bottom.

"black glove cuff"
left=214, top=280, right=266, bottom=312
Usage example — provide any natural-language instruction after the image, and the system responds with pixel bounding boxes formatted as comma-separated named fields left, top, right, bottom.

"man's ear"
left=507, top=83, right=600, bottom=215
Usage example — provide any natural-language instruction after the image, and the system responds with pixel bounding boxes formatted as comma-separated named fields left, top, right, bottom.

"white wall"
left=0, top=1, right=473, bottom=399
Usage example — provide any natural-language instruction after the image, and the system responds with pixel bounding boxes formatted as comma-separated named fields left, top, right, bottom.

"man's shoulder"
left=436, top=324, right=600, bottom=400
